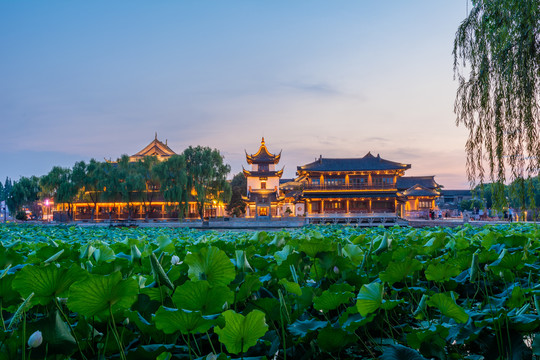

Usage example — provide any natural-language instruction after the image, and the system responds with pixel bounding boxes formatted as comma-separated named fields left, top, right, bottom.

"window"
left=419, top=201, right=432, bottom=208
left=259, top=164, right=269, bottom=172
left=261, top=182, right=266, bottom=189
left=324, top=178, right=344, bottom=186
left=259, top=207, right=268, bottom=216
left=311, top=178, right=320, bottom=185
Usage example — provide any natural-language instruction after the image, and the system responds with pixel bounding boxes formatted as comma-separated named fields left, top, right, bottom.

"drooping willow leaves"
left=453, top=0, right=540, bottom=201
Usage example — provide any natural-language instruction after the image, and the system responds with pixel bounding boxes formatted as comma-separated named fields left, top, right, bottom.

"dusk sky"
left=1, top=1, right=471, bottom=188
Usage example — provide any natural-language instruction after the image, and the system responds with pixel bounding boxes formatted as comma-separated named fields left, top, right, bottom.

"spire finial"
left=261, top=137, right=265, bottom=145
left=155, top=132, right=157, bottom=140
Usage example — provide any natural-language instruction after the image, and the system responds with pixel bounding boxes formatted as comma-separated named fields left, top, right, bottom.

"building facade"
left=242, top=138, right=285, bottom=218
left=295, top=153, right=441, bottom=218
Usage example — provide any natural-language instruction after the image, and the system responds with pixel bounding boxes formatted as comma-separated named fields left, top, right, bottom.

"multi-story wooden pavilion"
left=242, top=138, right=285, bottom=218
left=296, top=153, right=441, bottom=219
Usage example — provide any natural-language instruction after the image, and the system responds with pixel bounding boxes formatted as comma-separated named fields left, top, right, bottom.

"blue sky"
left=1, top=1, right=471, bottom=188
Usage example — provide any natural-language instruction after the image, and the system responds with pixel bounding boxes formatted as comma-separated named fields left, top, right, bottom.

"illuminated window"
left=261, top=182, right=266, bottom=189
left=259, top=207, right=268, bottom=216
left=259, top=164, right=269, bottom=172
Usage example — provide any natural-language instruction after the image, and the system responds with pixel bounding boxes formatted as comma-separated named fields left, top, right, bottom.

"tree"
left=226, top=172, right=247, bottom=217
left=137, top=156, right=160, bottom=221
left=116, top=155, right=146, bottom=221
left=40, top=166, right=79, bottom=220
left=183, top=146, right=231, bottom=220
left=6, top=176, right=40, bottom=219
left=454, top=1, right=540, bottom=196
left=101, top=161, right=122, bottom=222
left=76, top=159, right=105, bottom=222
left=153, top=154, right=188, bottom=218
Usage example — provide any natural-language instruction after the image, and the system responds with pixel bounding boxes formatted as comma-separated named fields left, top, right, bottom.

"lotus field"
left=0, top=224, right=539, bottom=359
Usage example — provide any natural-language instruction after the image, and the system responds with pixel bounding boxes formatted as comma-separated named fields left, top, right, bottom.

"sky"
left=0, top=1, right=472, bottom=188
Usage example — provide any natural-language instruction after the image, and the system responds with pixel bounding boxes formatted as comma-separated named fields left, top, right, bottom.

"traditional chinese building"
left=242, top=138, right=285, bottom=218
left=296, top=153, right=441, bottom=219
left=55, top=135, right=226, bottom=221
left=128, top=133, right=176, bottom=162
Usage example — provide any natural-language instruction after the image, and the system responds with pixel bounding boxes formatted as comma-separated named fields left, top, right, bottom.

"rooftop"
left=297, top=152, right=411, bottom=172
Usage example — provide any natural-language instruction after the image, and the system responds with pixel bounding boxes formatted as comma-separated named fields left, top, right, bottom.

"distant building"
left=55, top=135, right=226, bottom=221
left=295, top=153, right=442, bottom=218
left=242, top=138, right=285, bottom=218
left=438, top=189, right=473, bottom=208
left=128, top=133, right=176, bottom=162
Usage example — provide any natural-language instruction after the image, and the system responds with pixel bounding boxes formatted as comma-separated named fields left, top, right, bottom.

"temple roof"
left=246, top=138, right=282, bottom=164
left=243, top=167, right=283, bottom=178
left=396, top=176, right=441, bottom=191
left=297, top=153, right=411, bottom=173
left=399, top=184, right=440, bottom=197
left=130, top=133, right=176, bottom=161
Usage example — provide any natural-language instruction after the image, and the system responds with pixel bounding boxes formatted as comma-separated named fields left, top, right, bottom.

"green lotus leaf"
left=287, top=319, right=328, bottom=337
left=0, top=273, right=22, bottom=308
left=317, top=327, right=356, bottom=353
left=314, top=290, right=354, bottom=312
left=12, top=265, right=87, bottom=306
left=172, top=280, right=233, bottom=315
left=380, top=344, right=428, bottom=360
left=427, top=293, right=469, bottom=324
left=185, top=246, right=235, bottom=286
left=279, top=278, right=302, bottom=296
left=298, top=234, right=334, bottom=258
left=379, top=259, right=422, bottom=285
left=425, top=263, right=461, bottom=282
left=342, top=244, right=364, bottom=265
left=356, top=282, right=384, bottom=317
left=154, top=306, right=213, bottom=334
left=274, top=245, right=292, bottom=266
left=236, top=274, right=262, bottom=303
left=214, top=309, right=268, bottom=354
left=67, top=272, right=139, bottom=318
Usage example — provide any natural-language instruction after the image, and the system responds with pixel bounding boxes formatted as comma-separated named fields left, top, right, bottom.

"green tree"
left=137, top=156, right=160, bottom=221
left=153, top=154, right=188, bottom=218
left=101, top=161, right=122, bottom=222
left=0, top=180, right=4, bottom=202
left=116, top=155, right=146, bottom=221
left=183, top=146, right=231, bottom=220
left=40, top=167, right=80, bottom=220
left=6, top=176, right=40, bottom=219
left=226, top=172, right=247, bottom=217
left=454, top=1, right=540, bottom=195
left=76, top=159, right=106, bottom=222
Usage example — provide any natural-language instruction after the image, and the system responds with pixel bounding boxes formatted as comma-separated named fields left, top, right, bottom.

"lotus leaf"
left=67, top=271, right=138, bottom=318
left=185, top=246, right=235, bottom=286
left=215, top=309, right=268, bottom=354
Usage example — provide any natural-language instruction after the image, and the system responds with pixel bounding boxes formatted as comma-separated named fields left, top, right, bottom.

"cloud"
left=280, top=81, right=343, bottom=96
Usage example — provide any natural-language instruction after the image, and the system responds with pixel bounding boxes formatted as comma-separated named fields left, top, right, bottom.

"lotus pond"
left=0, top=223, right=539, bottom=359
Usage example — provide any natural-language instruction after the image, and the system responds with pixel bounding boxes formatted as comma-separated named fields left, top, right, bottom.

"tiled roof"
left=399, top=185, right=440, bottom=197
left=297, top=153, right=411, bottom=172
left=246, top=138, right=281, bottom=164
left=131, top=134, right=176, bottom=160
left=396, top=176, right=440, bottom=190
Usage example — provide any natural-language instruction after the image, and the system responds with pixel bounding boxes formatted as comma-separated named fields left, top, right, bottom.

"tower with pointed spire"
left=242, top=138, right=285, bottom=218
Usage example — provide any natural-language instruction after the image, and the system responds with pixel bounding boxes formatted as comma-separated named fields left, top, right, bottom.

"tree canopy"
left=454, top=0, right=540, bottom=190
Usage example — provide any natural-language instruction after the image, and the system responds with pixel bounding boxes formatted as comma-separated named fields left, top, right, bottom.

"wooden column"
left=368, top=173, right=372, bottom=186
left=321, top=200, right=325, bottom=214
left=368, top=199, right=372, bottom=213
left=320, top=174, right=324, bottom=187
left=346, top=200, right=350, bottom=213
left=345, top=174, right=349, bottom=186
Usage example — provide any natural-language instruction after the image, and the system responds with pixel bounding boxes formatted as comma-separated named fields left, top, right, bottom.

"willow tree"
left=183, top=146, right=231, bottom=220
left=154, top=154, right=188, bottom=218
left=453, top=0, right=540, bottom=207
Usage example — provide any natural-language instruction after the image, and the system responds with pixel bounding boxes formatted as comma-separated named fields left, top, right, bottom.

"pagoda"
left=242, top=138, right=284, bottom=218
left=129, top=133, right=176, bottom=162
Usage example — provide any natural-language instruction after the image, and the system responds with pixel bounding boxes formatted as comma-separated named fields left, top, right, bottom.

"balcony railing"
left=304, top=183, right=396, bottom=191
